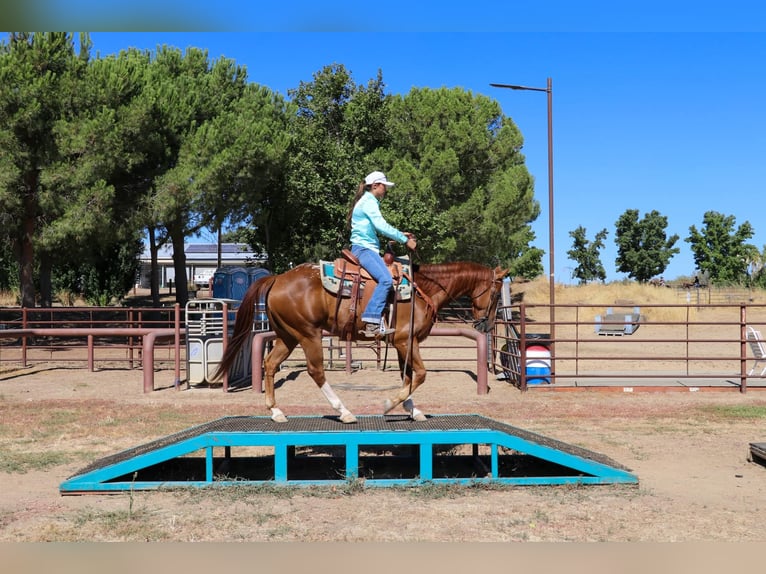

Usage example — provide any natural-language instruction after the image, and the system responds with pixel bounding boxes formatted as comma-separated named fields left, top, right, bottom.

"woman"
left=347, top=170, right=417, bottom=336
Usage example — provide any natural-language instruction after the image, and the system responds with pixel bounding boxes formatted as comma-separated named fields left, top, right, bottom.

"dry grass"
left=0, top=290, right=18, bottom=306
left=514, top=278, right=766, bottom=324
left=513, top=278, right=693, bottom=325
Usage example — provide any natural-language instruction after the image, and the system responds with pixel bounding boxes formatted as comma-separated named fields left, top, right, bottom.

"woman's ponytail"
left=345, top=180, right=368, bottom=231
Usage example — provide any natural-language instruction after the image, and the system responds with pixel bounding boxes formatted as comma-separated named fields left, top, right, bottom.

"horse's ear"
left=493, top=266, right=510, bottom=280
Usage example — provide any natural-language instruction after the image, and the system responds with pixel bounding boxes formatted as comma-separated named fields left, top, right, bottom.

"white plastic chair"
left=746, top=327, right=766, bottom=377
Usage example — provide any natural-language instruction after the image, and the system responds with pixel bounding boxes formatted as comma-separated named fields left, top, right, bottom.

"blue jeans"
left=351, top=245, right=392, bottom=324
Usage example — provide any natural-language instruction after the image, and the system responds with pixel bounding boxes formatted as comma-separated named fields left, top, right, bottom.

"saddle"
left=319, top=249, right=412, bottom=300
left=319, top=249, right=412, bottom=340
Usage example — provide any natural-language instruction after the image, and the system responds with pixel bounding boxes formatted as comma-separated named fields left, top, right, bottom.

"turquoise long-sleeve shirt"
left=350, top=191, right=407, bottom=251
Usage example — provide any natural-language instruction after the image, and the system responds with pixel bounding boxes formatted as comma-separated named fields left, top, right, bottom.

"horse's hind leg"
left=302, top=336, right=357, bottom=424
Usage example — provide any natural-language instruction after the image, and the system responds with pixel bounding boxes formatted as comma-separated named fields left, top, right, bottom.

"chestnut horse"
left=213, top=260, right=509, bottom=423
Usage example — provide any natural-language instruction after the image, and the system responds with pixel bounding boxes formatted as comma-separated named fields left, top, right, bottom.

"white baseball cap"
left=364, top=171, right=395, bottom=187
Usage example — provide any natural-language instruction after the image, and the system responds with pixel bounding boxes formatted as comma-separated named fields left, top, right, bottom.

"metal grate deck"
left=61, top=414, right=638, bottom=492
left=71, top=414, right=627, bottom=478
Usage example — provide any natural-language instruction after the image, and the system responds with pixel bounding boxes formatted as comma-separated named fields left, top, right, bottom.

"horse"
left=212, top=260, right=509, bottom=423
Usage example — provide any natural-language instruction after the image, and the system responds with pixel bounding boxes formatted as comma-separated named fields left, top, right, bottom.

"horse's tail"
left=211, top=275, right=276, bottom=382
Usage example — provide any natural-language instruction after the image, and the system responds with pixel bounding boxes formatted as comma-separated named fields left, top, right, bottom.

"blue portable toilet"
left=212, top=266, right=250, bottom=301
left=247, top=267, right=270, bottom=287
left=212, top=268, right=232, bottom=299
left=229, top=267, right=249, bottom=301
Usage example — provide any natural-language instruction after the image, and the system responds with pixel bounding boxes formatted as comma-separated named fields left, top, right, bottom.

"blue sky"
left=20, top=3, right=766, bottom=283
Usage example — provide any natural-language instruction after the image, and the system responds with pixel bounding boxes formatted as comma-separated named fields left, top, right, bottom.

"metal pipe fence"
left=492, top=301, right=766, bottom=392
left=0, top=305, right=182, bottom=370
left=4, top=300, right=766, bottom=395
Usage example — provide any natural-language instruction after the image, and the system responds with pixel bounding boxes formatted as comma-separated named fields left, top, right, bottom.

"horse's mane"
left=413, top=261, right=491, bottom=298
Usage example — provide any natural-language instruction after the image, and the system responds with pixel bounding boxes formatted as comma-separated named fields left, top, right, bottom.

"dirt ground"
left=1, top=344, right=766, bottom=547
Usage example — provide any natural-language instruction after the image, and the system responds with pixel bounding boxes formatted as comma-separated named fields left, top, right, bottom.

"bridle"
left=472, top=274, right=504, bottom=333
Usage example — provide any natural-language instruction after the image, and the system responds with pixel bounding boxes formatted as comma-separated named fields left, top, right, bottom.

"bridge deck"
left=60, top=414, right=638, bottom=493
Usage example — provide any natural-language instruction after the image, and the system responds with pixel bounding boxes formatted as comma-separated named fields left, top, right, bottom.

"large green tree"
left=686, top=211, right=758, bottom=285
left=43, top=46, right=154, bottom=305
left=567, top=226, right=608, bottom=284
left=183, top=82, right=291, bottom=272
left=265, top=64, right=389, bottom=270
left=139, top=46, right=253, bottom=305
left=372, top=86, right=543, bottom=276
left=0, top=32, right=91, bottom=306
left=615, top=209, right=679, bottom=283
left=248, top=67, right=543, bottom=276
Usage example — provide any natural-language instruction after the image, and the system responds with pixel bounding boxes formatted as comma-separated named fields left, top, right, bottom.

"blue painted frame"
left=60, top=415, right=638, bottom=493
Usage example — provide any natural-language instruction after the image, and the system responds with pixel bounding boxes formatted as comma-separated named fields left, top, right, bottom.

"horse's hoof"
left=270, top=410, right=288, bottom=423
left=383, top=399, right=395, bottom=414
left=339, top=412, right=357, bottom=424
left=411, top=411, right=427, bottom=422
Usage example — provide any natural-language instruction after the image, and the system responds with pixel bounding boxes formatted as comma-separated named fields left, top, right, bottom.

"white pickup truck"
left=193, top=270, right=215, bottom=288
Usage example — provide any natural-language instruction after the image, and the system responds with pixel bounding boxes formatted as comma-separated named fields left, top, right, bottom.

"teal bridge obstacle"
left=60, top=414, right=637, bottom=493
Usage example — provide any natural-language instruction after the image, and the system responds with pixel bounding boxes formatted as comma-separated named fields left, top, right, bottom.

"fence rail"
left=3, top=299, right=766, bottom=394
left=0, top=305, right=181, bottom=371
left=492, top=301, right=766, bottom=393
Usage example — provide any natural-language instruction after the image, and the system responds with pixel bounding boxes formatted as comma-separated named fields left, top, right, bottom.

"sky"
left=6, top=2, right=766, bottom=283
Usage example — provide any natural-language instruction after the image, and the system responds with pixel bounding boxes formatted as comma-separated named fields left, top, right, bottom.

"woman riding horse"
left=213, top=259, right=508, bottom=424
left=347, top=170, right=417, bottom=336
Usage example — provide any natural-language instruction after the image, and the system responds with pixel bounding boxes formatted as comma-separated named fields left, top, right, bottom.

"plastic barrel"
left=525, top=344, right=551, bottom=384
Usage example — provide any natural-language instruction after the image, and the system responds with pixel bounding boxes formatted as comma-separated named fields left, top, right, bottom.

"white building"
left=137, top=243, right=267, bottom=288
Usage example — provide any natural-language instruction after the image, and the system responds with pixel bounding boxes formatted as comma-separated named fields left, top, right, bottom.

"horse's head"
left=471, top=266, right=510, bottom=333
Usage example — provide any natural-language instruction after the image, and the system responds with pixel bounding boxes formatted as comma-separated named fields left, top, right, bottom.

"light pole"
left=490, top=78, right=555, bottom=378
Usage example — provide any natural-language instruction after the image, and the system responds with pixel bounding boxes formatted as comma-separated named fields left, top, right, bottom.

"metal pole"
left=490, top=78, right=556, bottom=379
left=546, top=78, right=556, bottom=377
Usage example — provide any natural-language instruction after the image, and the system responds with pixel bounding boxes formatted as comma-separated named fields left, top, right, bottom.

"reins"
left=402, top=249, right=416, bottom=396
left=472, top=278, right=503, bottom=333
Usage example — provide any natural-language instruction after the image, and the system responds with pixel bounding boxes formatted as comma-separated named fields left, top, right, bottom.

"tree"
left=614, top=209, right=680, bottom=282
left=42, top=46, right=154, bottom=306
left=380, top=86, right=543, bottom=276
left=139, top=46, right=253, bottom=305
left=567, top=226, right=608, bottom=284
left=253, top=70, right=543, bottom=277
left=267, top=64, right=388, bottom=270
left=0, top=32, right=91, bottom=307
left=751, top=245, right=766, bottom=288
left=686, top=211, right=758, bottom=285
left=183, top=82, right=291, bottom=271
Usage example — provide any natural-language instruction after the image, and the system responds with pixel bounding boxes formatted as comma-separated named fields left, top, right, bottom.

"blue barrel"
left=526, top=344, right=551, bottom=384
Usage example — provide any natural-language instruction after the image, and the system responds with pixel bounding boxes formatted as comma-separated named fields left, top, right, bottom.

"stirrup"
left=359, top=320, right=395, bottom=338
left=378, top=318, right=395, bottom=335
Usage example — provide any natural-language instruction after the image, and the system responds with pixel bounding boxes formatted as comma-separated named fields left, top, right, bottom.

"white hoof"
left=383, top=398, right=396, bottom=414
left=339, top=412, right=357, bottom=424
left=270, top=408, right=288, bottom=423
left=411, top=411, right=427, bottom=422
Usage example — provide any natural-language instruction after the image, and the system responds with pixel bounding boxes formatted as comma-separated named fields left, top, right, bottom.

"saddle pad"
left=319, top=258, right=411, bottom=300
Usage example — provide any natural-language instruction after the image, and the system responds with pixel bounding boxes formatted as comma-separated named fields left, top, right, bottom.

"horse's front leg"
left=263, top=338, right=295, bottom=423
left=302, top=336, right=357, bottom=424
left=383, top=341, right=427, bottom=421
